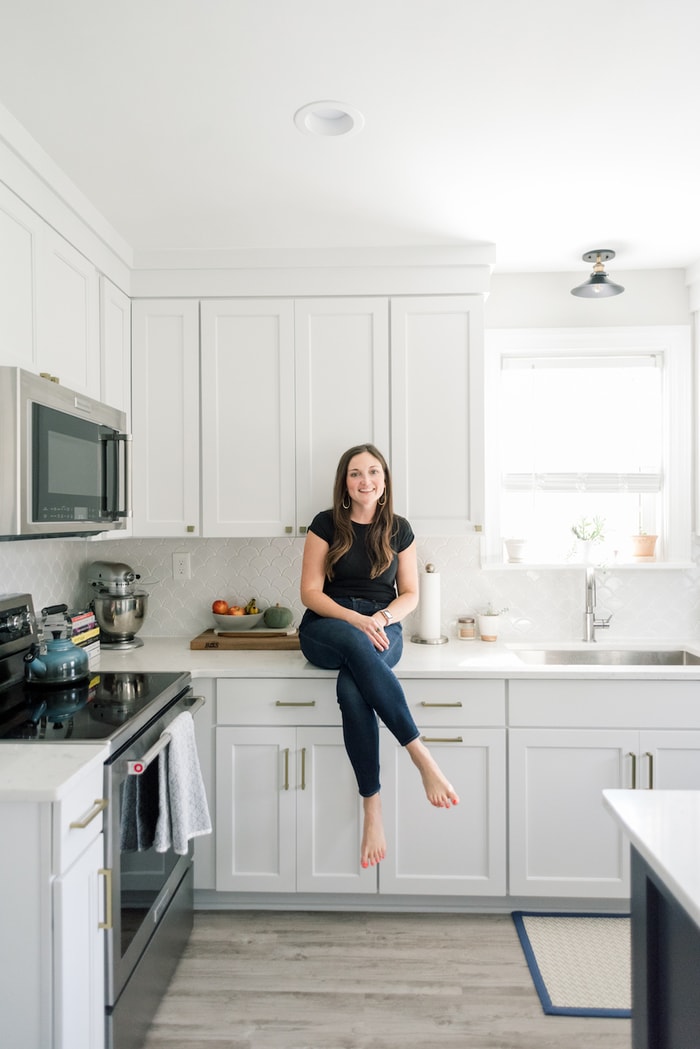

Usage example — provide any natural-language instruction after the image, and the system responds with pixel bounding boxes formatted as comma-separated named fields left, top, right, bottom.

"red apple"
left=212, top=599, right=229, bottom=614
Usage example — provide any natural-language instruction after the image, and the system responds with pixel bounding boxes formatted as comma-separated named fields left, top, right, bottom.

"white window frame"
left=484, top=326, right=692, bottom=565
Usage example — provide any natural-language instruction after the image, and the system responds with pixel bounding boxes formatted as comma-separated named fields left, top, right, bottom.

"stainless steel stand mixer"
left=88, top=560, right=149, bottom=649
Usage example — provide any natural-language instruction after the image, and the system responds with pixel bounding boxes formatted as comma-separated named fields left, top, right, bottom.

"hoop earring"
left=342, top=494, right=351, bottom=510
left=378, top=492, right=386, bottom=506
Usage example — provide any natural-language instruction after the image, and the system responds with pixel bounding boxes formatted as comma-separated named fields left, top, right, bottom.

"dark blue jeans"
left=298, top=598, right=420, bottom=796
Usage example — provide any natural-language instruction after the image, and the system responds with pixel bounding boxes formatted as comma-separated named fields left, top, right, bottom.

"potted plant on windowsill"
left=631, top=509, right=657, bottom=559
left=477, top=604, right=508, bottom=642
left=570, top=515, right=605, bottom=563
left=630, top=504, right=658, bottom=560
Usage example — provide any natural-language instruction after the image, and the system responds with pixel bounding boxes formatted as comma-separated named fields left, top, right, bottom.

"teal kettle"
left=24, top=603, right=90, bottom=686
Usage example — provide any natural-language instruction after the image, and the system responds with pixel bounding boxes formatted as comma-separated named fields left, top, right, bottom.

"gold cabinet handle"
left=98, top=868, right=113, bottom=930
left=420, top=701, right=463, bottom=708
left=70, top=798, right=108, bottom=829
left=283, top=748, right=290, bottom=791
left=627, top=752, right=637, bottom=789
left=301, top=747, right=306, bottom=790
left=276, top=701, right=316, bottom=707
left=644, top=751, right=654, bottom=790
left=421, top=736, right=463, bottom=744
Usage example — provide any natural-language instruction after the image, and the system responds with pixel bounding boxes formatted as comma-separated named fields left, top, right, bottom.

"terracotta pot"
left=630, top=534, right=657, bottom=560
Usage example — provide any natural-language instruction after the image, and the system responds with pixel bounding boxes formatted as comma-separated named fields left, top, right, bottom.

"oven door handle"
left=126, top=695, right=206, bottom=776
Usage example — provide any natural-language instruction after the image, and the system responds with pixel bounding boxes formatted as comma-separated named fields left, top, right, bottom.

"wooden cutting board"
left=190, top=629, right=300, bottom=651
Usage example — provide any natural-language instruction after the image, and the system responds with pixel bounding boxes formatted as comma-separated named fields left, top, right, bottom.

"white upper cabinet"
left=0, top=182, right=39, bottom=371
left=131, top=299, right=201, bottom=537
left=390, top=295, right=484, bottom=534
left=294, top=297, right=390, bottom=531
left=38, top=227, right=100, bottom=397
left=200, top=297, right=390, bottom=537
left=99, top=277, right=131, bottom=418
left=200, top=299, right=296, bottom=537
left=132, top=293, right=482, bottom=539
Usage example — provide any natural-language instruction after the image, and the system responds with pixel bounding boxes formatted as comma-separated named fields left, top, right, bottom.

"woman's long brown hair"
left=326, top=444, right=396, bottom=580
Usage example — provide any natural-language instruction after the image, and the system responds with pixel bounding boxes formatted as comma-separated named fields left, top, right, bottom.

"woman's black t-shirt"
left=308, top=509, right=415, bottom=604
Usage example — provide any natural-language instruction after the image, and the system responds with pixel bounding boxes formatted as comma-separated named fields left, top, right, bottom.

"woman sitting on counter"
left=299, top=443, right=459, bottom=869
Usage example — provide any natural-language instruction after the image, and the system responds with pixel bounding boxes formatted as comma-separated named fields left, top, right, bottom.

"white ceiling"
left=0, top=0, right=698, bottom=274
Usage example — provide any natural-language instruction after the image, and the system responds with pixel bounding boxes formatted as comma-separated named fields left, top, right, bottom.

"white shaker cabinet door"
left=509, top=727, right=637, bottom=898
left=639, top=730, right=700, bottom=789
left=390, top=295, right=484, bottom=533
left=216, top=726, right=297, bottom=893
left=100, top=277, right=131, bottom=418
left=37, top=227, right=100, bottom=397
left=131, top=299, right=201, bottom=536
left=379, top=727, right=506, bottom=895
left=294, top=298, right=390, bottom=534
left=53, top=832, right=105, bottom=1049
left=296, top=727, right=376, bottom=894
left=201, top=299, right=296, bottom=537
left=0, top=182, right=40, bottom=371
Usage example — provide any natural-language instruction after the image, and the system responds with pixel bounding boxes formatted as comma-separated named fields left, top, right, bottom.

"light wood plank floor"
left=141, top=910, right=631, bottom=1049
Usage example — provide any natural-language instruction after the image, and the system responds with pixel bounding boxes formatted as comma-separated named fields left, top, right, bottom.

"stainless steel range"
left=0, top=593, right=206, bottom=1049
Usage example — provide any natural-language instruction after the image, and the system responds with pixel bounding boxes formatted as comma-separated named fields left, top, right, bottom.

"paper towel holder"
left=411, top=563, right=449, bottom=645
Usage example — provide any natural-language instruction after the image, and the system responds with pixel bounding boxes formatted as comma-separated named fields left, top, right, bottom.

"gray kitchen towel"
left=154, top=711, right=212, bottom=855
left=120, top=756, right=159, bottom=851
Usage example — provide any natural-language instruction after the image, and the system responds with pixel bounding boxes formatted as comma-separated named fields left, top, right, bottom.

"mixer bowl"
left=92, top=591, right=148, bottom=641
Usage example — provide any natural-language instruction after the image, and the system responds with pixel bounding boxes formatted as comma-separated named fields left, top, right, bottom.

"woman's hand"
left=356, top=613, right=390, bottom=651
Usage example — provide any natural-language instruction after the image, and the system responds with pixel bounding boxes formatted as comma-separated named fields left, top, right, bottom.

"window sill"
left=481, top=561, right=696, bottom=571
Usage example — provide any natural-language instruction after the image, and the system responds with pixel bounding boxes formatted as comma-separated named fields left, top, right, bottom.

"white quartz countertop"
left=0, top=743, right=107, bottom=802
left=98, top=635, right=700, bottom=680
left=603, top=789, right=700, bottom=929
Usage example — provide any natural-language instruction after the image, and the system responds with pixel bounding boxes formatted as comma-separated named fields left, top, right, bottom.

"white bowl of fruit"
left=212, top=599, right=264, bottom=631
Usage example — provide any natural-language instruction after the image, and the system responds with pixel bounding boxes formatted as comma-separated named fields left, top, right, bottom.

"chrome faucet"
left=583, top=566, right=613, bottom=642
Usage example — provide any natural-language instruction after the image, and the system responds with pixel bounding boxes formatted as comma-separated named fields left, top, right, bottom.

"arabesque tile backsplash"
left=1, top=534, right=700, bottom=643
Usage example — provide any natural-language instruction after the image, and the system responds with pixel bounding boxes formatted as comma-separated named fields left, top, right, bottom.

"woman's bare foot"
left=361, top=792, right=386, bottom=868
left=405, top=738, right=460, bottom=808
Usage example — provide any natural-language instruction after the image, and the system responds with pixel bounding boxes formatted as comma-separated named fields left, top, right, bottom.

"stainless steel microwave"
left=0, top=368, right=131, bottom=538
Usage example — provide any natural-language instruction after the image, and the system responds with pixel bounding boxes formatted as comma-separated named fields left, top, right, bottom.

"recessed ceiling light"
left=294, top=100, right=365, bottom=138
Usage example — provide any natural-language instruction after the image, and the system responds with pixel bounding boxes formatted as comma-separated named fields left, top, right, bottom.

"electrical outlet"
left=172, top=552, right=191, bottom=580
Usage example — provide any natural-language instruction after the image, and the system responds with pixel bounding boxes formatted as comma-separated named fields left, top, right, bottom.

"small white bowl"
left=213, top=612, right=264, bottom=632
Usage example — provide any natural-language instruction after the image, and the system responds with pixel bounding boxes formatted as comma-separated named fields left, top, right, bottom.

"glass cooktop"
left=0, top=671, right=188, bottom=744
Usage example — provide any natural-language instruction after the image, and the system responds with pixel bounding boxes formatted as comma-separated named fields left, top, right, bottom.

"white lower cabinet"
left=0, top=761, right=106, bottom=1049
left=379, top=726, right=506, bottom=895
left=212, top=675, right=700, bottom=904
left=216, top=725, right=375, bottom=893
left=53, top=832, right=106, bottom=1049
left=214, top=676, right=507, bottom=899
left=508, top=680, right=700, bottom=898
left=378, top=678, right=507, bottom=895
left=215, top=679, right=375, bottom=893
left=509, top=728, right=638, bottom=898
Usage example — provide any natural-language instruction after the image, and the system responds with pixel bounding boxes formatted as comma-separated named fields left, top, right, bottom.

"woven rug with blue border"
left=512, top=911, right=631, bottom=1018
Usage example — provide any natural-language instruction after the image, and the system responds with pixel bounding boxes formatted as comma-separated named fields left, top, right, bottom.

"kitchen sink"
left=512, top=648, right=700, bottom=666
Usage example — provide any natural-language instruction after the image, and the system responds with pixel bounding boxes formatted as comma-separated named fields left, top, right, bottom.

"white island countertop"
left=603, top=789, right=700, bottom=930
left=0, top=743, right=107, bottom=802
left=98, top=635, right=700, bottom=681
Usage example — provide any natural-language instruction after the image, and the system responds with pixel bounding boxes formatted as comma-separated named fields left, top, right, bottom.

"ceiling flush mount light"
left=571, top=249, right=625, bottom=298
left=294, top=100, right=365, bottom=138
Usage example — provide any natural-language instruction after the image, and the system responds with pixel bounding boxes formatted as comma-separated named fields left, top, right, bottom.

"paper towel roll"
left=418, top=565, right=442, bottom=640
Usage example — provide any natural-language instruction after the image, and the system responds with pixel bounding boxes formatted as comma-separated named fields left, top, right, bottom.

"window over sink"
left=483, top=326, right=692, bottom=565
